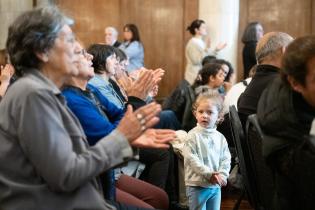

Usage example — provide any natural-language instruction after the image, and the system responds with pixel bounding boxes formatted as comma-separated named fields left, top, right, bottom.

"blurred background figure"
left=119, top=23, right=144, bottom=72
left=241, top=21, right=264, bottom=79
left=185, top=19, right=227, bottom=85
left=104, top=26, right=121, bottom=47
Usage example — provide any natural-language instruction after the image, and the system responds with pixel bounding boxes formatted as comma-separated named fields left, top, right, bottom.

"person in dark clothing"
left=241, top=22, right=264, bottom=79
left=257, top=35, right=315, bottom=210
left=237, top=32, right=293, bottom=126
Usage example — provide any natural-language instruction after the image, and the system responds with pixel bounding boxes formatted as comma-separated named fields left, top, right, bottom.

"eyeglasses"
left=80, top=49, right=87, bottom=57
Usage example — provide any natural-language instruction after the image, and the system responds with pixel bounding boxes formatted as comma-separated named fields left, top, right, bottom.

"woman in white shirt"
left=185, top=19, right=226, bottom=85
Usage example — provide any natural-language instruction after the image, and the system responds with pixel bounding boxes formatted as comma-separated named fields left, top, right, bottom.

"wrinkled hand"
left=215, top=42, right=227, bottom=51
left=152, top=68, right=165, bottom=84
left=0, top=64, right=14, bottom=84
left=117, top=103, right=161, bottom=142
left=127, top=70, right=155, bottom=100
left=115, top=67, right=128, bottom=80
left=149, top=85, right=159, bottom=98
left=117, top=73, right=133, bottom=92
left=131, top=129, right=176, bottom=149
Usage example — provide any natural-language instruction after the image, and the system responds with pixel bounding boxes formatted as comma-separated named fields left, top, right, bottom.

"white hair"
left=256, top=32, right=293, bottom=64
left=105, top=26, right=118, bottom=38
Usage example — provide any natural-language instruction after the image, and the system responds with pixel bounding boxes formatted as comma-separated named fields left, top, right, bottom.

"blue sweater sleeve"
left=63, top=88, right=124, bottom=146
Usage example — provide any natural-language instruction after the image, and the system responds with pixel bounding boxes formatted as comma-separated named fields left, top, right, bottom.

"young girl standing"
left=184, top=93, right=231, bottom=210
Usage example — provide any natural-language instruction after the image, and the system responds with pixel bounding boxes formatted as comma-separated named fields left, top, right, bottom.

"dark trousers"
left=139, top=147, right=178, bottom=203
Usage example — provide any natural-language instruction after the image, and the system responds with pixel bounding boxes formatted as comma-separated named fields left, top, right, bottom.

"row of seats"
left=229, top=105, right=274, bottom=210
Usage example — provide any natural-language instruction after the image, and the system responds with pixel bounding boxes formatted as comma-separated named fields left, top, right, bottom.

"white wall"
left=0, top=0, right=54, bottom=49
left=0, top=0, right=33, bottom=49
left=199, top=0, right=239, bottom=82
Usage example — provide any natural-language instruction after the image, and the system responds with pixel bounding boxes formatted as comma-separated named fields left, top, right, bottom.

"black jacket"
left=257, top=77, right=315, bottom=210
left=163, top=80, right=196, bottom=131
left=238, top=64, right=279, bottom=126
left=242, top=41, right=257, bottom=79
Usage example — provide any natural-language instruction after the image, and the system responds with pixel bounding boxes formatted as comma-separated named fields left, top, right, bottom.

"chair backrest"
left=246, top=114, right=274, bottom=210
left=229, top=105, right=259, bottom=209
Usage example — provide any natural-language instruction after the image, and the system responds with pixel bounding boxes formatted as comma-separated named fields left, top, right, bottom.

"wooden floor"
left=220, top=188, right=254, bottom=210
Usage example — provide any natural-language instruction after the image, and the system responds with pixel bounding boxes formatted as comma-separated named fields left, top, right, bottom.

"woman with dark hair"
left=119, top=24, right=144, bottom=72
left=0, top=6, right=174, bottom=210
left=242, top=21, right=264, bottom=78
left=184, top=19, right=226, bottom=85
left=88, top=44, right=154, bottom=110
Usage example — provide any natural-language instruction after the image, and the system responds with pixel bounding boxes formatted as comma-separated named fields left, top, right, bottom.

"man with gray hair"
left=104, top=26, right=121, bottom=47
left=237, top=32, right=293, bottom=126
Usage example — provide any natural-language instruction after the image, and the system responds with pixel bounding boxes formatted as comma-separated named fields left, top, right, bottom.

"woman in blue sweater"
left=62, top=43, right=170, bottom=209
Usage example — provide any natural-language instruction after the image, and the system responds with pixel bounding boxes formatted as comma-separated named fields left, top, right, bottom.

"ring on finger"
left=136, top=113, right=143, bottom=120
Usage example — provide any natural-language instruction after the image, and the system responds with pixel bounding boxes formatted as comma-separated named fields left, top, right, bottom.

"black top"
left=257, top=77, right=315, bottom=210
left=242, top=41, right=257, bottom=79
left=113, top=41, right=121, bottom=48
left=237, top=64, right=280, bottom=126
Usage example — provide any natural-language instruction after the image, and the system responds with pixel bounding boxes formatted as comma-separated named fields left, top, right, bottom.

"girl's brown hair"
left=192, top=92, right=225, bottom=124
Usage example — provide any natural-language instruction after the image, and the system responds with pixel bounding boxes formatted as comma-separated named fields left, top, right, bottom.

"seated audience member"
left=112, top=48, right=164, bottom=105
left=88, top=44, right=153, bottom=110
left=222, top=65, right=256, bottom=114
left=201, top=57, right=235, bottom=95
left=87, top=43, right=180, bottom=207
left=62, top=43, right=169, bottom=209
left=0, top=6, right=175, bottom=210
left=163, top=63, right=225, bottom=131
left=257, top=35, right=315, bottom=210
left=237, top=32, right=293, bottom=126
left=119, top=24, right=144, bottom=72
left=105, top=26, right=121, bottom=47
left=215, top=59, right=234, bottom=95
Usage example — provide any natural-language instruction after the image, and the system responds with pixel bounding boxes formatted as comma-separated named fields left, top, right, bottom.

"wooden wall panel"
left=237, top=0, right=312, bottom=81
left=55, top=0, right=198, bottom=98
left=56, top=0, right=120, bottom=47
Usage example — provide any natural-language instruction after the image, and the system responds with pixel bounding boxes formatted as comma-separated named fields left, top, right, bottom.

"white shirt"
left=183, top=124, right=231, bottom=188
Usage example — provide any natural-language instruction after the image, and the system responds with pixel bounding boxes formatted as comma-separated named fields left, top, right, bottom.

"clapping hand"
left=117, top=103, right=176, bottom=149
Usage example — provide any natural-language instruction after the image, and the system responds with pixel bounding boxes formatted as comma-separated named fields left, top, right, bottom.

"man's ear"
left=36, top=52, right=49, bottom=63
left=287, top=75, right=303, bottom=93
